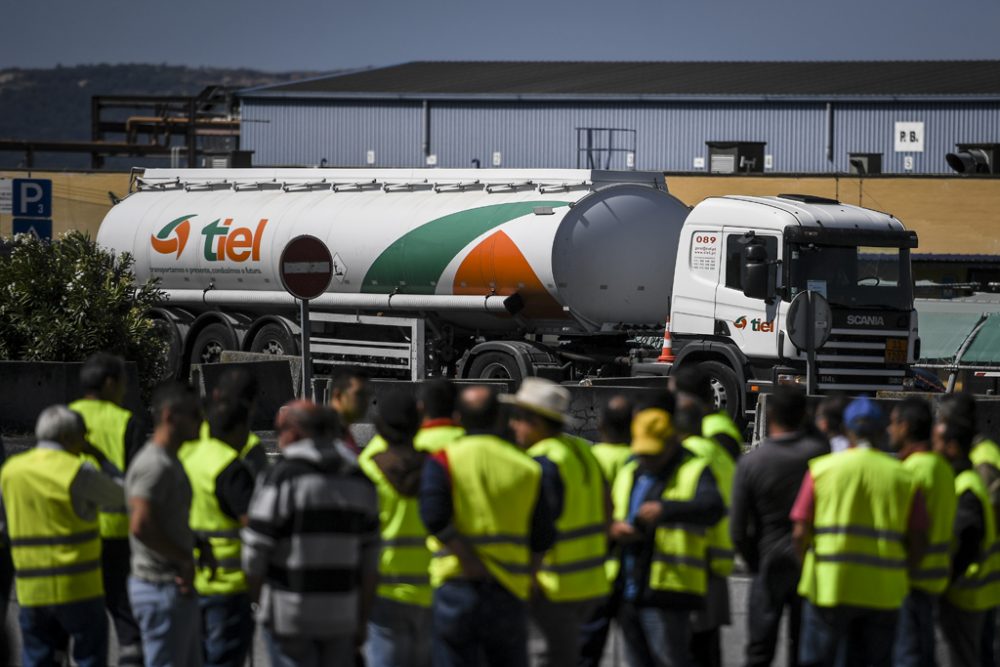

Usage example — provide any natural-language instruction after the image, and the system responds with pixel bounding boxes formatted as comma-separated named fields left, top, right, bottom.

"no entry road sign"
left=279, top=235, right=333, bottom=301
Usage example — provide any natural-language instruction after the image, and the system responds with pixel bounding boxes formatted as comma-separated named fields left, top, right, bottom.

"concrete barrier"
left=199, top=359, right=297, bottom=431
left=0, top=361, right=143, bottom=433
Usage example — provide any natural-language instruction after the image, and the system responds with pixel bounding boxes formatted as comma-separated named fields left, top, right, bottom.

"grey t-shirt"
left=125, top=442, right=194, bottom=583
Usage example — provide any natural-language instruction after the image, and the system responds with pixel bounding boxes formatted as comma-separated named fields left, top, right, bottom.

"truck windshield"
left=787, top=244, right=913, bottom=310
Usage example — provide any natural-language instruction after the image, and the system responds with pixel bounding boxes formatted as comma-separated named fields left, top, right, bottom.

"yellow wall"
left=667, top=176, right=1000, bottom=256
left=1, top=170, right=999, bottom=256
left=0, top=171, right=130, bottom=239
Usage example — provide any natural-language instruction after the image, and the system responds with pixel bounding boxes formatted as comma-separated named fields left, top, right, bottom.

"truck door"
left=714, top=229, right=782, bottom=359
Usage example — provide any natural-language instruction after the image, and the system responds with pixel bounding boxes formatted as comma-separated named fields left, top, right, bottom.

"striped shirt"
left=242, top=438, right=379, bottom=639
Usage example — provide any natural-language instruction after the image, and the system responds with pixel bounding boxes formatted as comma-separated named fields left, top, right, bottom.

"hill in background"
left=0, top=64, right=321, bottom=170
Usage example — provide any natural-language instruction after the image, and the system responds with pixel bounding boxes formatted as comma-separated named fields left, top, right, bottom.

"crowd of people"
left=0, top=352, right=999, bottom=667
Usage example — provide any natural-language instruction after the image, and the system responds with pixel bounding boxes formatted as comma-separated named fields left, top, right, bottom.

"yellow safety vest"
left=1, top=448, right=104, bottom=607
left=414, top=424, right=465, bottom=453
left=528, top=435, right=610, bottom=602
left=971, top=439, right=1000, bottom=470
left=429, top=435, right=541, bottom=600
left=903, top=451, right=956, bottom=595
left=69, top=398, right=131, bottom=539
left=610, top=454, right=711, bottom=597
left=683, top=435, right=735, bottom=577
left=199, top=421, right=262, bottom=466
left=359, top=439, right=434, bottom=608
left=591, top=443, right=632, bottom=486
left=178, top=437, right=246, bottom=596
left=798, top=448, right=915, bottom=610
left=946, top=469, right=1000, bottom=611
left=703, top=411, right=743, bottom=448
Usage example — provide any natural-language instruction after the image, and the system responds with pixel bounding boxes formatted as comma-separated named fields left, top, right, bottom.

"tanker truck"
left=97, top=168, right=920, bottom=421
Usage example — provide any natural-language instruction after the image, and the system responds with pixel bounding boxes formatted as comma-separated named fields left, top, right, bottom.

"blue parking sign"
left=12, top=178, right=52, bottom=218
left=13, top=219, right=52, bottom=240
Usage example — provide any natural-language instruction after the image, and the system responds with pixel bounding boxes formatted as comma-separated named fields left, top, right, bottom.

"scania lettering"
left=97, top=169, right=919, bottom=422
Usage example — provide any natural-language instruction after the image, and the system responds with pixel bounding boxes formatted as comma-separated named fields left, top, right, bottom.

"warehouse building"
left=238, top=60, right=1000, bottom=175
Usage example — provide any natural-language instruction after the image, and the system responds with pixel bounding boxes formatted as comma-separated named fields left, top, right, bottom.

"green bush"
left=0, top=231, right=168, bottom=394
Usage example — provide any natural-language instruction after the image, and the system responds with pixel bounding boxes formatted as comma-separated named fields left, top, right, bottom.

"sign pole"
left=279, top=235, right=333, bottom=401
left=806, top=290, right=817, bottom=395
left=300, top=298, right=313, bottom=400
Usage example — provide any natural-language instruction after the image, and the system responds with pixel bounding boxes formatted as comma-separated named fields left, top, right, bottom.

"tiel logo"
left=151, top=215, right=192, bottom=258
left=734, top=316, right=748, bottom=330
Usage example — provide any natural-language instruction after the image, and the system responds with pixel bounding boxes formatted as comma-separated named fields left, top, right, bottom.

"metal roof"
left=241, top=61, right=1000, bottom=100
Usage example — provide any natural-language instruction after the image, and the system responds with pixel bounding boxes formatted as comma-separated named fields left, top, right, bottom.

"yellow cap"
left=631, top=408, right=675, bottom=455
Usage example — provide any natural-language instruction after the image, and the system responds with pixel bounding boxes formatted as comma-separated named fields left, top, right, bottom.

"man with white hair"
left=0, top=405, right=126, bottom=667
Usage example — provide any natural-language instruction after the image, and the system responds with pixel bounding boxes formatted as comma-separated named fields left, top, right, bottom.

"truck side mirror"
left=742, top=244, right=776, bottom=301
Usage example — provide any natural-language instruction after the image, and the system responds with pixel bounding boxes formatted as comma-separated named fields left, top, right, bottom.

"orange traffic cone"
left=657, top=318, right=676, bottom=363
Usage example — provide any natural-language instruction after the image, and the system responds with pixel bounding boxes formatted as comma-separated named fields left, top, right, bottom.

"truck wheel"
left=153, top=318, right=183, bottom=380
left=250, top=323, right=298, bottom=357
left=700, top=361, right=741, bottom=421
left=190, top=323, right=236, bottom=366
left=466, top=352, right=523, bottom=382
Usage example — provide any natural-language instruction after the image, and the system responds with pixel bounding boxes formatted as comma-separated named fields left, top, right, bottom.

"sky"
left=2, top=0, right=999, bottom=71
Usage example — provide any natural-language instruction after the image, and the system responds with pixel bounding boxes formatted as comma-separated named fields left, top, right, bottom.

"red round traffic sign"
left=279, top=235, right=334, bottom=300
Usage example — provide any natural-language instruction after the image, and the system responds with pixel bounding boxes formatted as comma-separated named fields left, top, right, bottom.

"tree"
left=0, top=232, right=168, bottom=394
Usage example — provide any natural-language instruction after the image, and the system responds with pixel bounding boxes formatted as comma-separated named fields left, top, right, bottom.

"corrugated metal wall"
left=834, top=103, right=1000, bottom=174
left=242, top=100, right=424, bottom=167
left=241, top=98, right=1000, bottom=174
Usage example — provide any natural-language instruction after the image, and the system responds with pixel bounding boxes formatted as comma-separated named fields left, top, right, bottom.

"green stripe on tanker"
left=361, top=201, right=569, bottom=294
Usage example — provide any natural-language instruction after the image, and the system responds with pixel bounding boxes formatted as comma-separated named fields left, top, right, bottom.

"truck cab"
left=669, top=194, right=918, bottom=418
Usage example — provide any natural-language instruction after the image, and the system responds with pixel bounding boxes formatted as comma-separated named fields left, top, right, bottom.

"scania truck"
left=96, top=168, right=919, bottom=420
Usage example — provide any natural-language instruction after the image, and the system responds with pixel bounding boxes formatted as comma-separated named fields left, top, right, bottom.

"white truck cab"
left=664, top=194, right=918, bottom=415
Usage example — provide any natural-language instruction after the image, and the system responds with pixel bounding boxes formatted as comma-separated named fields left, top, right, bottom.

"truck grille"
left=789, top=327, right=909, bottom=392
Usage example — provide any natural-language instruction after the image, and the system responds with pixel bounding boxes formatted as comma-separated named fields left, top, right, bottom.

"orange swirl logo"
left=150, top=215, right=192, bottom=258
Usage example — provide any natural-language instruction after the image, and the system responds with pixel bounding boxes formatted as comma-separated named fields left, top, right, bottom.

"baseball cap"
left=631, top=408, right=675, bottom=455
left=843, top=397, right=884, bottom=432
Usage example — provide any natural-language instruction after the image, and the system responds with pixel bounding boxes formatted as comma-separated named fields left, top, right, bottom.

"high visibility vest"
left=69, top=398, right=131, bottom=539
left=528, top=435, right=610, bottom=602
left=240, top=432, right=262, bottom=461
left=683, top=435, right=735, bottom=577
left=1, top=448, right=104, bottom=607
left=178, top=437, right=246, bottom=596
left=200, top=421, right=262, bottom=466
left=971, top=439, right=1000, bottom=470
left=414, top=424, right=465, bottom=453
left=610, top=454, right=711, bottom=597
left=703, top=411, right=743, bottom=448
left=591, top=443, right=632, bottom=486
left=903, top=451, right=956, bottom=595
left=798, top=448, right=915, bottom=610
left=429, top=435, right=541, bottom=600
left=359, top=439, right=433, bottom=608
left=946, top=469, right=1000, bottom=611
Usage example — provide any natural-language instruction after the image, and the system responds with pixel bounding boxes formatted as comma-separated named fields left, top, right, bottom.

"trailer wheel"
left=153, top=318, right=184, bottom=380
left=250, top=323, right=298, bottom=357
left=467, top=352, right=523, bottom=382
left=190, top=323, right=236, bottom=366
left=700, top=360, right=741, bottom=421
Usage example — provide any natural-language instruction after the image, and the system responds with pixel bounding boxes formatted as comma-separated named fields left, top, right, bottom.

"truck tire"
left=700, top=360, right=741, bottom=421
left=250, top=323, right=298, bottom=357
left=153, top=318, right=184, bottom=380
left=190, top=323, right=236, bottom=366
left=466, top=352, right=523, bottom=382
